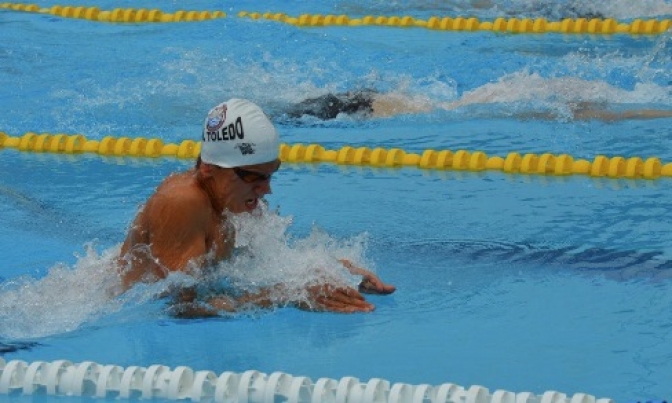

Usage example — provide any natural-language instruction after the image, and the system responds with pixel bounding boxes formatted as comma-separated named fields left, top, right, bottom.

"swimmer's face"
left=208, top=159, right=281, bottom=214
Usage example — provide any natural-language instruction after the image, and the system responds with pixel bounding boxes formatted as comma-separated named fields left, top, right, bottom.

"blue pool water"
left=1, top=1, right=672, bottom=402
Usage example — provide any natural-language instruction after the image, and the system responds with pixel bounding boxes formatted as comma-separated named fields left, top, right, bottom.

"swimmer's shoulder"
left=149, top=171, right=210, bottom=216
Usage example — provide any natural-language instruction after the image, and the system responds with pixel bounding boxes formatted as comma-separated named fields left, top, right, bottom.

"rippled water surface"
left=1, top=0, right=672, bottom=401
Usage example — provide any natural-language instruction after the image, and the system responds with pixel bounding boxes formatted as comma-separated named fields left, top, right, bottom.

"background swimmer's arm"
left=507, top=107, right=672, bottom=122
left=371, top=94, right=434, bottom=117
left=572, top=106, right=672, bottom=121
left=438, top=97, right=672, bottom=122
left=519, top=102, right=672, bottom=122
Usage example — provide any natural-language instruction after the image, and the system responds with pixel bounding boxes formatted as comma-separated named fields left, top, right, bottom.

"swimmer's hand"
left=339, top=259, right=396, bottom=295
left=297, top=284, right=375, bottom=313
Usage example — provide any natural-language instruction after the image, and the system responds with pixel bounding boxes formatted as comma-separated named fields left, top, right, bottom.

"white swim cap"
left=201, top=99, right=279, bottom=168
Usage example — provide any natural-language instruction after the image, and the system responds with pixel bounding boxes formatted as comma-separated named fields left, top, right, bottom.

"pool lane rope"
left=1, top=132, right=671, bottom=180
left=0, top=358, right=613, bottom=402
left=1, top=2, right=671, bottom=35
left=0, top=2, right=225, bottom=22
left=238, top=12, right=672, bottom=35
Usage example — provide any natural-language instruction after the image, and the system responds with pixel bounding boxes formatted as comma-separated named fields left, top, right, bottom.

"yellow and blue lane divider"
left=1, top=131, right=671, bottom=180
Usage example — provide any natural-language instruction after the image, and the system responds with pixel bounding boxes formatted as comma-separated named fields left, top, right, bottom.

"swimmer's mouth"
left=245, top=197, right=268, bottom=211
left=245, top=198, right=259, bottom=210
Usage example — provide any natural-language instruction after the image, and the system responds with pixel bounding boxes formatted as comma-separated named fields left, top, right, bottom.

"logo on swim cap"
left=235, top=143, right=256, bottom=155
left=205, top=104, right=227, bottom=132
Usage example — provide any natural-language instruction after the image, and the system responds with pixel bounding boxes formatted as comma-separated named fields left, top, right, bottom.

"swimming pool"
left=1, top=0, right=672, bottom=402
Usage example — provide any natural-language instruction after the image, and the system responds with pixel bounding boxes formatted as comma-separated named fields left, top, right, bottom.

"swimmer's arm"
left=563, top=102, right=672, bottom=122
left=202, top=284, right=376, bottom=314
left=371, top=94, right=433, bottom=117
left=219, top=287, right=280, bottom=310
left=171, top=287, right=288, bottom=318
left=166, top=262, right=387, bottom=317
left=146, top=193, right=211, bottom=275
left=141, top=195, right=224, bottom=318
left=168, top=287, right=221, bottom=318
left=500, top=109, right=672, bottom=122
left=168, top=289, right=257, bottom=318
left=573, top=108, right=672, bottom=121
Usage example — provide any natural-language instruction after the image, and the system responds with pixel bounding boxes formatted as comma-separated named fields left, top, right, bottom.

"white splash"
left=0, top=206, right=371, bottom=339
left=577, top=0, right=672, bottom=19
left=213, top=203, right=370, bottom=305
left=0, top=244, right=125, bottom=339
left=443, top=70, right=671, bottom=115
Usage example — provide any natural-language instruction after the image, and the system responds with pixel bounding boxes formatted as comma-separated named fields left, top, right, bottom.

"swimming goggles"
left=233, top=167, right=273, bottom=183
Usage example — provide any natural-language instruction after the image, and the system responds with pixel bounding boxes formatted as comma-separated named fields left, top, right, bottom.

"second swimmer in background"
left=285, top=86, right=672, bottom=122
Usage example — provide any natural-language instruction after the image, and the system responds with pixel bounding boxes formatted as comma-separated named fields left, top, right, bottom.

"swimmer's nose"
left=254, top=179, right=272, bottom=196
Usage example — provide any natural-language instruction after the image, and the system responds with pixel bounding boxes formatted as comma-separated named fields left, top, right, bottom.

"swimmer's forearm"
left=168, top=301, right=220, bottom=318
left=206, top=285, right=290, bottom=312
left=233, top=285, right=290, bottom=308
left=207, top=296, right=238, bottom=312
left=169, top=294, right=271, bottom=317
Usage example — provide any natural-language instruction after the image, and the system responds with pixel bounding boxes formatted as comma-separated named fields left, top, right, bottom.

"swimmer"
left=117, top=99, right=395, bottom=317
left=286, top=89, right=433, bottom=120
left=286, top=89, right=672, bottom=122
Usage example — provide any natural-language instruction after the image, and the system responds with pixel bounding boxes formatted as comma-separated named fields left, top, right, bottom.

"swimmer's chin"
left=245, top=198, right=259, bottom=211
left=244, top=198, right=269, bottom=215
left=224, top=198, right=266, bottom=214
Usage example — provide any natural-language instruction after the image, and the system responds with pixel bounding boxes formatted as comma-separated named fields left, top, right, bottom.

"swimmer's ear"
left=198, top=162, right=216, bottom=178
